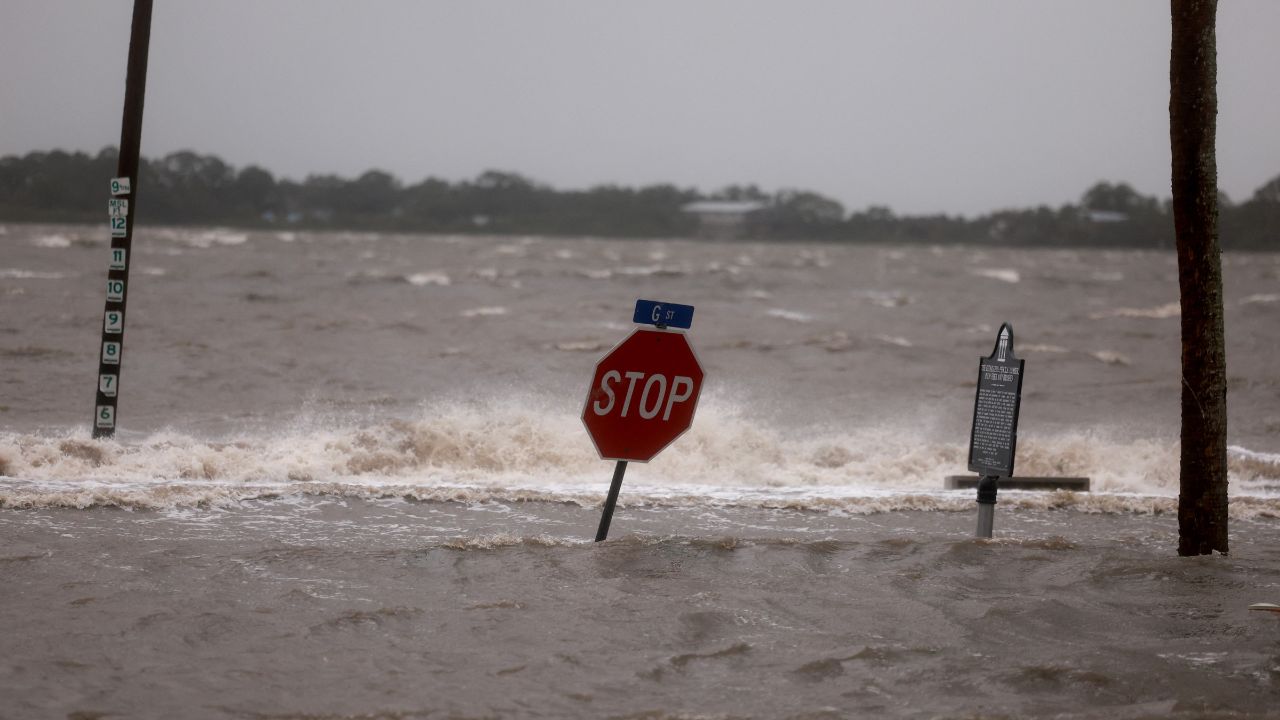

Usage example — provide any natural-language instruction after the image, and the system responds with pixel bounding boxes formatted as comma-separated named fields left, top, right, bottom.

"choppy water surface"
left=2, top=224, right=1280, bottom=717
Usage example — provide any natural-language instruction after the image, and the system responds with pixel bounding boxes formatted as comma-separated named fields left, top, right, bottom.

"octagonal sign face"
left=581, top=328, right=705, bottom=462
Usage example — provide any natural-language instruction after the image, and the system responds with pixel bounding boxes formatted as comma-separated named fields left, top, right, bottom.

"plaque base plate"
left=944, top=476, right=1090, bottom=492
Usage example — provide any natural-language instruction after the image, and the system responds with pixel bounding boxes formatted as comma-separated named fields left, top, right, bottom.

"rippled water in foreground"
left=5, top=501, right=1280, bottom=718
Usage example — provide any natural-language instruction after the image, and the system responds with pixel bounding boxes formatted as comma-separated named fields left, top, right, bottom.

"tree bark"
left=1170, top=0, right=1228, bottom=555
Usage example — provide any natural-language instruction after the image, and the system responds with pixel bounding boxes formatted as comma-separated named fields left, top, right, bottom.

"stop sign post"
left=583, top=300, right=704, bottom=541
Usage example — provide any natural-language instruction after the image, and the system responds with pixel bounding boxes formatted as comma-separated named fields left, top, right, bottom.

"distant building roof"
left=681, top=200, right=768, bottom=215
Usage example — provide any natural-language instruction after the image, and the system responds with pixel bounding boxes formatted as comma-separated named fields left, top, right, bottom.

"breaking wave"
left=1, top=398, right=1277, bottom=515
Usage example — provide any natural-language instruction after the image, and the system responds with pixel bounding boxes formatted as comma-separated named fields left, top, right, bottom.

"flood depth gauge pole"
left=93, top=0, right=154, bottom=438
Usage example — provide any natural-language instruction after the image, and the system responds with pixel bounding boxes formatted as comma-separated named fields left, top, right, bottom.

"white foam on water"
left=1230, top=445, right=1280, bottom=466
left=1090, top=350, right=1131, bottom=365
left=180, top=229, right=250, bottom=248
left=553, top=340, right=606, bottom=352
left=1, top=397, right=1276, bottom=514
left=1241, top=294, right=1280, bottom=305
left=765, top=309, right=813, bottom=323
left=493, top=243, right=528, bottom=257
left=407, top=271, right=452, bottom=286
left=969, top=268, right=1020, bottom=284
left=1090, top=302, right=1181, bottom=320
left=32, top=234, right=72, bottom=248
left=1160, top=652, right=1231, bottom=669
left=874, top=334, right=913, bottom=348
left=0, top=269, right=68, bottom=280
left=460, top=306, right=508, bottom=318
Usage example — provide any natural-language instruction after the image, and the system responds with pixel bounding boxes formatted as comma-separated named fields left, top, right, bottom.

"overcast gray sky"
left=3, top=1, right=1278, bottom=216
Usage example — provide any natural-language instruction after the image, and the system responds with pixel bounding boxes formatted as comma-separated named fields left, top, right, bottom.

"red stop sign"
left=581, top=328, right=705, bottom=462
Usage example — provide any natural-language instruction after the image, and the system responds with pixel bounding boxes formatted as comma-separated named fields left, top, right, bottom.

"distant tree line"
left=2, top=147, right=1278, bottom=248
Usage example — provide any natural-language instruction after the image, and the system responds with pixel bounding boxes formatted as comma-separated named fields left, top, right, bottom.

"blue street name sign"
left=633, top=299, right=695, bottom=329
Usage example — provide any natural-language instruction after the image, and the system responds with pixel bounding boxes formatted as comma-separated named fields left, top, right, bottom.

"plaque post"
left=975, top=475, right=999, bottom=538
left=965, top=323, right=1025, bottom=539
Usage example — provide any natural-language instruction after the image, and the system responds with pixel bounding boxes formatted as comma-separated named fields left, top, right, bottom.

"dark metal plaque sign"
left=967, top=323, right=1025, bottom=477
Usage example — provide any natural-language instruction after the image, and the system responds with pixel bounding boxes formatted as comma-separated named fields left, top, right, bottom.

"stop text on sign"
left=591, top=371, right=696, bottom=421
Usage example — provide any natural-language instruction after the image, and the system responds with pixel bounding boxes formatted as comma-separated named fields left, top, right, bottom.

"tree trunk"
left=1170, top=0, right=1228, bottom=555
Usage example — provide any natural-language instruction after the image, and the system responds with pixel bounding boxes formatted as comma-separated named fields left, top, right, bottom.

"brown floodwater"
left=2, top=223, right=1279, bottom=717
